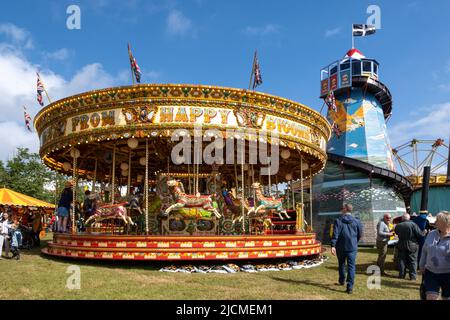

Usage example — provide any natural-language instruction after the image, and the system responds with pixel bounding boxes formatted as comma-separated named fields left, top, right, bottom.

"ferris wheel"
left=392, top=138, right=449, bottom=178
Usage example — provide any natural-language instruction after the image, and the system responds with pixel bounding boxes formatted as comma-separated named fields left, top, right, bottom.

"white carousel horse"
left=249, top=182, right=291, bottom=220
left=165, top=180, right=222, bottom=219
left=84, top=203, right=135, bottom=226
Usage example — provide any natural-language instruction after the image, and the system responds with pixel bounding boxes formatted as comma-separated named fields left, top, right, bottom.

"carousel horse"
left=125, top=193, right=144, bottom=215
left=84, top=203, right=135, bottom=226
left=221, top=188, right=253, bottom=222
left=250, top=182, right=291, bottom=220
left=165, top=180, right=222, bottom=219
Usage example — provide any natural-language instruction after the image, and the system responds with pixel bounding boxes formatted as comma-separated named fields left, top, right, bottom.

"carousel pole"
left=111, top=145, right=116, bottom=204
left=72, top=148, right=78, bottom=233
left=309, top=167, right=313, bottom=231
left=188, top=163, right=192, bottom=194
left=93, top=158, right=97, bottom=192
left=241, top=139, right=245, bottom=234
left=145, top=139, right=149, bottom=234
left=300, top=156, right=304, bottom=231
left=127, top=150, right=132, bottom=196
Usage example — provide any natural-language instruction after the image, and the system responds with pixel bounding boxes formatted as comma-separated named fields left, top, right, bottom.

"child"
left=9, top=219, right=22, bottom=260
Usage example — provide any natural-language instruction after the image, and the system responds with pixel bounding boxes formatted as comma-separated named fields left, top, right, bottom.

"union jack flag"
left=252, top=51, right=263, bottom=90
left=23, top=106, right=32, bottom=132
left=37, top=72, right=45, bottom=106
left=324, top=90, right=337, bottom=112
left=332, top=122, right=342, bottom=138
left=128, top=43, right=142, bottom=83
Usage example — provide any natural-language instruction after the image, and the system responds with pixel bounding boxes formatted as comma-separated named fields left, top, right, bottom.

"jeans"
left=337, top=250, right=357, bottom=290
left=398, top=248, right=418, bottom=279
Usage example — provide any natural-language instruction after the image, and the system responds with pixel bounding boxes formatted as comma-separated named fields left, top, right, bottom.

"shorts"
left=57, top=207, right=69, bottom=218
left=424, top=269, right=450, bottom=298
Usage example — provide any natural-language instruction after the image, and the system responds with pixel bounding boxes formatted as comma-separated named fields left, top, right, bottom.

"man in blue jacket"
left=331, top=203, right=363, bottom=294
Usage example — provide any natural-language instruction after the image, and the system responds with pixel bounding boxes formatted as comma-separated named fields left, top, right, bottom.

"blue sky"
left=0, top=0, right=449, bottom=166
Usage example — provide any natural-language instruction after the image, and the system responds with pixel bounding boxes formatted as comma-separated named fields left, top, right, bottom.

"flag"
left=252, top=51, right=263, bottom=89
left=345, top=48, right=365, bottom=60
left=128, top=43, right=142, bottom=83
left=352, top=24, right=376, bottom=37
left=37, top=72, right=45, bottom=106
left=332, top=122, right=342, bottom=138
left=324, top=91, right=337, bottom=112
left=23, top=106, right=32, bottom=132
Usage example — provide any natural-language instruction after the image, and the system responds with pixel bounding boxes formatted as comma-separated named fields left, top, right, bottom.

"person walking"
left=413, top=212, right=431, bottom=266
left=419, top=211, right=450, bottom=300
left=376, top=213, right=394, bottom=276
left=394, top=213, right=423, bottom=280
left=57, top=180, right=74, bottom=233
left=331, top=203, right=363, bottom=294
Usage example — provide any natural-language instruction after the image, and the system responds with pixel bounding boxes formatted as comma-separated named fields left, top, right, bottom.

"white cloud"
left=0, top=23, right=33, bottom=49
left=0, top=121, right=39, bottom=161
left=44, top=48, right=71, bottom=61
left=324, top=27, right=341, bottom=38
left=166, top=10, right=192, bottom=35
left=438, top=83, right=450, bottom=91
left=389, top=102, right=450, bottom=146
left=243, top=24, right=280, bottom=36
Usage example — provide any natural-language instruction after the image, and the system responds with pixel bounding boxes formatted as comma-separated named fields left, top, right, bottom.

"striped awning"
left=0, top=188, right=55, bottom=208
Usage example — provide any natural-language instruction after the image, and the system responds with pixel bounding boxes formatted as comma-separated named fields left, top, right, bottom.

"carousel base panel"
left=42, top=233, right=321, bottom=261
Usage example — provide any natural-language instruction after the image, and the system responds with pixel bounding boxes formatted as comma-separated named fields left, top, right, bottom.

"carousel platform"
left=42, top=232, right=321, bottom=261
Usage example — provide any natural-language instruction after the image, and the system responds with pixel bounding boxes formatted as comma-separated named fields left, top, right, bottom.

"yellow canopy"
left=0, top=188, right=55, bottom=208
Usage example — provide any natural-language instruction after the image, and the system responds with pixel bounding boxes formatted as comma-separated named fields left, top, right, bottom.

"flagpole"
left=248, top=51, right=256, bottom=90
left=351, top=25, right=354, bottom=49
left=128, top=43, right=136, bottom=85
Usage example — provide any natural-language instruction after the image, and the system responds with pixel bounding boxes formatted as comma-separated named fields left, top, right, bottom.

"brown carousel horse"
left=165, top=180, right=222, bottom=219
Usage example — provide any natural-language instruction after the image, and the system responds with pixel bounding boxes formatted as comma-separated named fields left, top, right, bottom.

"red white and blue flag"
left=36, top=72, right=45, bottom=106
left=252, top=51, right=263, bottom=89
left=128, top=43, right=142, bottom=83
left=23, top=106, right=32, bottom=132
left=325, top=90, right=337, bottom=112
left=332, top=122, right=342, bottom=138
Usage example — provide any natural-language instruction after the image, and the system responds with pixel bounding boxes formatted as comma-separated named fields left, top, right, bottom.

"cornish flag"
left=352, top=24, right=376, bottom=37
left=345, top=48, right=365, bottom=60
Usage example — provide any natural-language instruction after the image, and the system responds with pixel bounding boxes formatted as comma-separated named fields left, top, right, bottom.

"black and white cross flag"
left=352, top=24, right=376, bottom=37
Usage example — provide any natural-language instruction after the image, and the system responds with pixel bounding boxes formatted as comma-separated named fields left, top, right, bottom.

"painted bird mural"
left=327, top=100, right=371, bottom=136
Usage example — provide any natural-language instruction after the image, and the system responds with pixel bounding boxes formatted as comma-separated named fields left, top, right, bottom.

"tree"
left=3, top=148, right=64, bottom=203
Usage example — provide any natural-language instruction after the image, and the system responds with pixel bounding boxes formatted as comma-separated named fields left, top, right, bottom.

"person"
left=394, top=213, right=423, bottom=280
left=0, top=212, right=13, bottom=259
left=413, top=211, right=431, bottom=266
left=31, top=209, right=43, bottom=246
left=331, top=203, right=363, bottom=294
left=57, top=180, right=74, bottom=233
left=9, top=218, right=22, bottom=260
left=419, top=211, right=450, bottom=300
left=376, top=213, right=394, bottom=276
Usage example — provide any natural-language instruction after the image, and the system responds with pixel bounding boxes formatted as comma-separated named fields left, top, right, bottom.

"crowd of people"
left=0, top=206, right=45, bottom=260
left=331, top=204, right=450, bottom=300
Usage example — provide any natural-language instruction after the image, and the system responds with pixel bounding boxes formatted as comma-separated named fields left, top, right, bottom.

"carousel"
left=35, top=84, right=331, bottom=261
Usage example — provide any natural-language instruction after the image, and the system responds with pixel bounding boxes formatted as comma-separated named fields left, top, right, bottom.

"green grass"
left=0, top=234, right=421, bottom=300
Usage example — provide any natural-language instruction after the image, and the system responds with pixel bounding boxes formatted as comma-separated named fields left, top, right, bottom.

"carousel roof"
left=0, top=188, right=55, bottom=208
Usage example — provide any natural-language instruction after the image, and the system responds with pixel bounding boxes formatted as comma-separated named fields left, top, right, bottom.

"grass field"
left=0, top=234, right=421, bottom=300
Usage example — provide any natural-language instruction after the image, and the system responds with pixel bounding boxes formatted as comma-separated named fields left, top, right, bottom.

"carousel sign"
left=64, top=106, right=315, bottom=144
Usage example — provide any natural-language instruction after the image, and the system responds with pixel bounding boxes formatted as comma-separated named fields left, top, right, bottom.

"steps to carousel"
left=42, top=233, right=321, bottom=261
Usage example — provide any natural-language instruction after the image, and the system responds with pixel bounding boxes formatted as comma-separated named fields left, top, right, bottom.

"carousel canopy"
left=0, top=188, right=55, bottom=208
